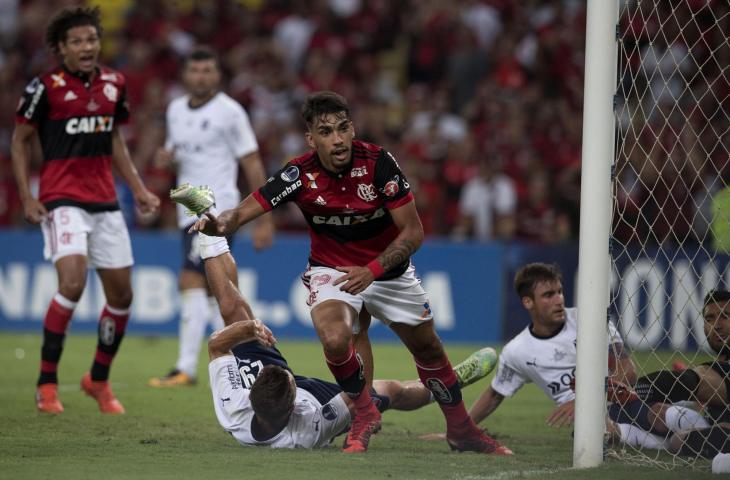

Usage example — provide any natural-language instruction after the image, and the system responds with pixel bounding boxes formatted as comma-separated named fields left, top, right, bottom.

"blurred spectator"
left=0, top=153, right=21, bottom=226
left=516, top=168, right=563, bottom=244
left=2, top=0, right=723, bottom=249
left=452, top=156, right=517, bottom=242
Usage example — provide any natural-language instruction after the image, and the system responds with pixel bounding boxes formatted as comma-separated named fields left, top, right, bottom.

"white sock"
left=664, top=405, right=710, bottom=433
left=713, top=453, right=730, bottom=473
left=208, top=296, right=224, bottom=331
left=199, top=233, right=229, bottom=260
left=617, top=423, right=668, bottom=449
left=175, top=288, right=210, bottom=377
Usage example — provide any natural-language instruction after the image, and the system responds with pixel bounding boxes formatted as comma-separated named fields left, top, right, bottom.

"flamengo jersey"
left=491, top=308, right=624, bottom=405
left=209, top=342, right=350, bottom=449
left=253, top=140, right=414, bottom=277
left=15, top=65, right=130, bottom=211
left=165, top=93, right=258, bottom=228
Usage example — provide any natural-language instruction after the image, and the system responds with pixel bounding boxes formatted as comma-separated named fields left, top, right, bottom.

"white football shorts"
left=41, top=206, right=134, bottom=269
left=302, top=263, right=434, bottom=333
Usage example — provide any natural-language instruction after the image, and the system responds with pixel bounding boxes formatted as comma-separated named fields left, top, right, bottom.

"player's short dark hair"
left=514, top=263, right=562, bottom=298
left=703, top=290, right=730, bottom=313
left=250, top=365, right=295, bottom=424
left=301, top=91, right=350, bottom=128
left=184, top=46, right=220, bottom=69
left=45, top=6, right=103, bottom=55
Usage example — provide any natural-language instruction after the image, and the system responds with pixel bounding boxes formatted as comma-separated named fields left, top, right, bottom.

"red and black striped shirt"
left=15, top=65, right=130, bottom=212
left=253, top=140, right=414, bottom=278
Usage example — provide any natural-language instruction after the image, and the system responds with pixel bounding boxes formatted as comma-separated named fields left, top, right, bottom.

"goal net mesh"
left=609, top=0, right=729, bottom=469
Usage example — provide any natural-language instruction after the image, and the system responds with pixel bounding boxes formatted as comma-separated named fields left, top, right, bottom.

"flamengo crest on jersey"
left=252, top=140, right=414, bottom=274
left=491, top=308, right=624, bottom=405
left=165, top=93, right=259, bottom=228
left=15, top=66, right=130, bottom=211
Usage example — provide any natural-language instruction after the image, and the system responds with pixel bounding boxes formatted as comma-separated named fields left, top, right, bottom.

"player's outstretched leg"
left=170, top=183, right=255, bottom=326
left=170, top=183, right=215, bottom=217
left=453, top=347, right=497, bottom=388
left=395, top=323, right=512, bottom=455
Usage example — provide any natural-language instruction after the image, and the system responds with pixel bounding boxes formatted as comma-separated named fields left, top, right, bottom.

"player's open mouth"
left=332, top=149, right=348, bottom=161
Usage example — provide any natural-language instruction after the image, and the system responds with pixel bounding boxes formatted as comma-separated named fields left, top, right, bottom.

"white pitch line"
left=456, top=467, right=572, bottom=480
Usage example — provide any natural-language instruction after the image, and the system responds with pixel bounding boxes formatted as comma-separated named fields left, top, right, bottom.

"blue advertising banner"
left=608, top=246, right=730, bottom=351
left=0, top=230, right=505, bottom=343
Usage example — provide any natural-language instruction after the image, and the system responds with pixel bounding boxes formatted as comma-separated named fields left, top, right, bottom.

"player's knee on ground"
left=648, top=403, right=670, bottom=434
left=667, top=431, right=686, bottom=454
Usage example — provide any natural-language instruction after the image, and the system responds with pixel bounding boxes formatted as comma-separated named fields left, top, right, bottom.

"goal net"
left=609, top=0, right=729, bottom=469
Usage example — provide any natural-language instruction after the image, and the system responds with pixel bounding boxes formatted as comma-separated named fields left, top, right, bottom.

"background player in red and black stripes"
left=11, top=6, right=159, bottom=415
left=191, top=91, right=512, bottom=455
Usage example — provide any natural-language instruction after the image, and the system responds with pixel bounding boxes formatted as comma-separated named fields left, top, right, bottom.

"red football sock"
left=415, top=356, right=471, bottom=428
left=90, top=304, right=130, bottom=381
left=325, top=344, right=371, bottom=409
left=38, top=293, right=77, bottom=385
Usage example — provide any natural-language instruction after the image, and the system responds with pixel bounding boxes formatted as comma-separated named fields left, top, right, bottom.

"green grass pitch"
left=0, top=333, right=716, bottom=479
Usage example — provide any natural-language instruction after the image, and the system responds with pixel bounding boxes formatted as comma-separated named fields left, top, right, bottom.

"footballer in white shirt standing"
left=149, top=46, right=274, bottom=387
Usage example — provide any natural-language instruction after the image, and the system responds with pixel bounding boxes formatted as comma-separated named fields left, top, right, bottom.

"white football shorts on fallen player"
left=302, top=263, right=434, bottom=332
left=41, top=206, right=134, bottom=268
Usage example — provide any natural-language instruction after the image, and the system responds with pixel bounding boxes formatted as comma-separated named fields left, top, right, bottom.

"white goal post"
left=573, top=0, right=620, bottom=469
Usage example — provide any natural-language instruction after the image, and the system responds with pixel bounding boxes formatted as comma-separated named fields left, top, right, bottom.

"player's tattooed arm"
left=334, top=200, right=423, bottom=295
left=377, top=237, right=419, bottom=272
left=375, top=200, right=424, bottom=271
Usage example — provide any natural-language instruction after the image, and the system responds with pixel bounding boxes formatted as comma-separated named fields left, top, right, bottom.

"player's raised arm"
left=190, top=193, right=267, bottom=236
left=238, top=150, right=275, bottom=250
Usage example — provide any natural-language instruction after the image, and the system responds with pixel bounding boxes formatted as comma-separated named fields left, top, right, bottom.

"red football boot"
left=342, top=401, right=382, bottom=453
left=81, top=373, right=125, bottom=415
left=36, top=383, right=64, bottom=414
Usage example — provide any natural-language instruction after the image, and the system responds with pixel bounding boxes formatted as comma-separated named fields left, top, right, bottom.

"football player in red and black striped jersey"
left=191, top=91, right=512, bottom=455
left=11, top=6, right=159, bottom=415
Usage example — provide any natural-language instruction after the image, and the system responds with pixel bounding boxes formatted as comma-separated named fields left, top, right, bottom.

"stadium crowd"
left=0, top=0, right=726, bottom=246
